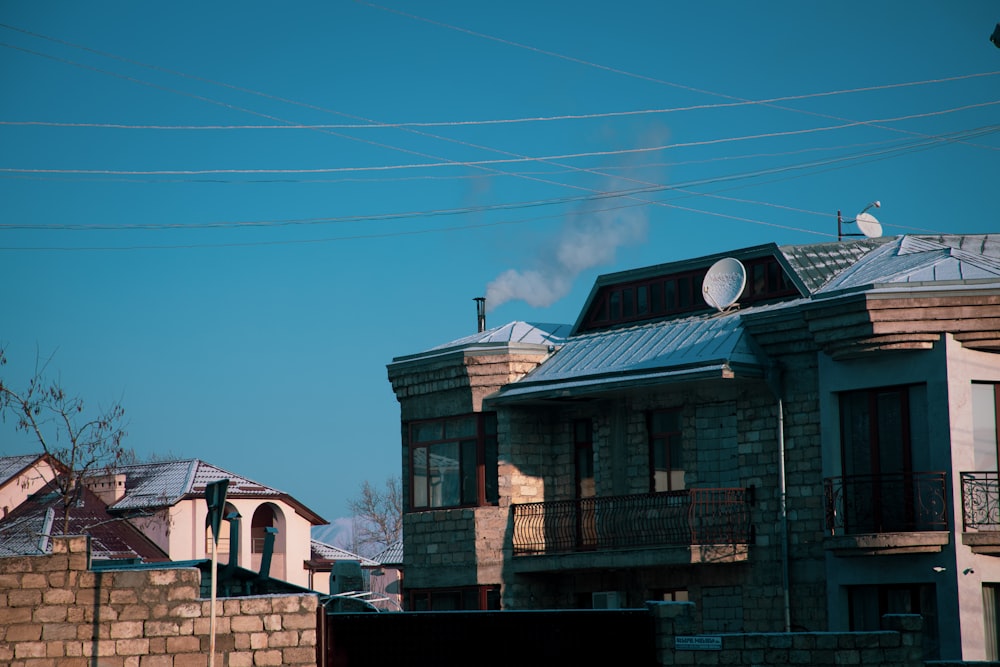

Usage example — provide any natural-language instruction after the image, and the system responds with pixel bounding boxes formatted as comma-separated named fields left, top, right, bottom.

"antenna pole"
left=837, top=210, right=843, bottom=242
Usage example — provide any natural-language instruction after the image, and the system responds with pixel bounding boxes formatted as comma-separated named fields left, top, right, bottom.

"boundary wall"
left=0, top=536, right=318, bottom=667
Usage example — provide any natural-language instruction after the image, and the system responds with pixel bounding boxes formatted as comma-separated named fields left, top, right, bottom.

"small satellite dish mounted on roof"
left=703, top=257, right=746, bottom=313
left=838, top=201, right=882, bottom=241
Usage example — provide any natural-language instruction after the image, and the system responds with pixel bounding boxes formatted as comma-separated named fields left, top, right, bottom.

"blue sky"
left=1, top=2, right=998, bottom=539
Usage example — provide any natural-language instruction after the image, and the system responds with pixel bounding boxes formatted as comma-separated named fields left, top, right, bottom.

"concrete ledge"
left=824, top=531, right=949, bottom=556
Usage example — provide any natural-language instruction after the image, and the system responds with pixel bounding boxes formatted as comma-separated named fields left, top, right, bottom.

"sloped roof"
left=370, top=538, right=403, bottom=566
left=310, top=539, right=379, bottom=567
left=391, top=321, right=570, bottom=367
left=779, top=238, right=889, bottom=292
left=487, top=234, right=1000, bottom=404
left=0, top=454, right=45, bottom=490
left=489, top=309, right=769, bottom=403
left=817, top=236, right=1000, bottom=295
left=107, top=459, right=326, bottom=524
left=0, top=479, right=168, bottom=562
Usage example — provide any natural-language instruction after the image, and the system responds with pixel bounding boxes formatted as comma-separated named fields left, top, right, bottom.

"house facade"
left=387, top=235, right=1000, bottom=660
left=0, top=455, right=328, bottom=590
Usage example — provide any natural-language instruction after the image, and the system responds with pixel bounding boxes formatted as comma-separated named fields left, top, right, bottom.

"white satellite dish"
left=855, top=211, right=882, bottom=238
left=702, top=257, right=746, bottom=312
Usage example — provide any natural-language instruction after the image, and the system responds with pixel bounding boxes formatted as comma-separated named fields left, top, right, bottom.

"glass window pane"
left=677, top=277, right=691, bottom=308
left=622, top=287, right=635, bottom=318
left=973, top=384, right=999, bottom=471
left=609, top=290, right=621, bottom=320
left=637, top=285, right=649, bottom=315
left=411, top=447, right=428, bottom=508
left=412, top=422, right=442, bottom=443
left=446, top=417, right=476, bottom=439
left=461, top=440, right=478, bottom=505
left=650, top=282, right=662, bottom=314
left=429, top=442, right=460, bottom=507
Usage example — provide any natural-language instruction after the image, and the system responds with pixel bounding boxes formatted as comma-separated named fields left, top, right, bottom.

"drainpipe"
left=768, top=362, right=792, bottom=633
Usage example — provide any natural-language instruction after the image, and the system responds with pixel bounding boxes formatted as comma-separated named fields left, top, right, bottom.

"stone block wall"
left=649, top=601, right=925, bottom=667
left=0, top=536, right=318, bottom=667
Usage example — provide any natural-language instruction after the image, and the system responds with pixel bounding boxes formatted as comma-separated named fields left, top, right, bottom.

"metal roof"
left=778, top=238, right=888, bottom=293
left=0, top=454, right=44, bottom=489
left=310, top=539, right=379, bottom=567
left=817, top=236, right=1000, bottom=295
left=105, top=459, right=326, bottom=524
left=391, top=321, right=570, bottom=367
left=0, top=480, right=168, bottom=562
left=489, top=310, right=768, bottom=403
left=370, top=538, right=403, bottom=566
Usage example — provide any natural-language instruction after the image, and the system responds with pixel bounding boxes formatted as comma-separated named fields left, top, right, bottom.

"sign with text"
left=675, top=636, right=723, bottom=651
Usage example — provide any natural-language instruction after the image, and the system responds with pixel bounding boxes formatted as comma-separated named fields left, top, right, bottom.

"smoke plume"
left=485, top=203, right=647, bottom=310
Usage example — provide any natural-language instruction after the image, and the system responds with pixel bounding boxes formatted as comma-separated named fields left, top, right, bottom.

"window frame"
left=407, top=412, right=498, bottom=512
left=408, top=585, right=501, bottom=611
left=647, top=408, right=684, bottom=492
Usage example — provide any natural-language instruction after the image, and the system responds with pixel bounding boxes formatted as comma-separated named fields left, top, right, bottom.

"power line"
left=3, top=69, right=998, bottom=131
left=5, top=107, right=997, bottom=177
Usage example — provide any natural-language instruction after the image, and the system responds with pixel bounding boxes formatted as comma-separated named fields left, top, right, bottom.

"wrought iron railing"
left=961, top=471, right=1000, bottom=531
left=511, top=488, right=753, bottom=556
left=823, top=472, right=948, bottom=536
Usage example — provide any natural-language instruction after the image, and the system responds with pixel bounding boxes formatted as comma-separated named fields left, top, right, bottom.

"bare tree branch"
left=346, top=476, right=401, bottom=558
left=0, top=347, right=131, bottom=534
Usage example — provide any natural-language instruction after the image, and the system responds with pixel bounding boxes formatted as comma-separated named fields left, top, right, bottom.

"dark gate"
left=322, top=608, right=656, bottom=667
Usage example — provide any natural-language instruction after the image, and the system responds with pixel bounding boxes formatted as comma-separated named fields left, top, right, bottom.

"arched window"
left=250, top=503, right=286, bottom=579
left=204, top=501, right=238, bottom=561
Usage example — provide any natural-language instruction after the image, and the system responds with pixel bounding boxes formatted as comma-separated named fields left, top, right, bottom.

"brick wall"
left=0, top=536, right=318, bottom=667
left=649, top=601, right=925, bottom=667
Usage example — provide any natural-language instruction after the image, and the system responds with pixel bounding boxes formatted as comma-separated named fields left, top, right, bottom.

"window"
left=839, top=385, right=936, bottom=533
left=848, top=584, right=938, bottom=659
left=652, top=589, right=689, bottom=602
left=649, top=409, right=684, bottom=492
left=409, top=586, right=501, bottom=611
left=579, top=255, right=799, bottom=332
left=409, top=413, right=498, bottom=510
left=973, top=383, right=1000, bottom=471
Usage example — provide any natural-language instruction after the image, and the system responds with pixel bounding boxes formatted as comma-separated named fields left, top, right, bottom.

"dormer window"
left=580, top=255, right=797, bottom=333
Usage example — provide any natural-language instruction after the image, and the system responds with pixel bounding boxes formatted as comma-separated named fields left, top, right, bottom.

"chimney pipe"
left=474, top=297, right=486, bottom=333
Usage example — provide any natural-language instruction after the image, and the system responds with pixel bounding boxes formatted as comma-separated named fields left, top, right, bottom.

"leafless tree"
left=0, top=348, right=132, bottom=534
left=347, top=476, right=401, bottom=557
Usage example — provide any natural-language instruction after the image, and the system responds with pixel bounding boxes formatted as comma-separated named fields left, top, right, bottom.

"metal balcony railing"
left=823, top=472, right=948, bottom=536
left=961, top=471, right=1000, bottom=532
left=511, top=488, right=753, bottom=556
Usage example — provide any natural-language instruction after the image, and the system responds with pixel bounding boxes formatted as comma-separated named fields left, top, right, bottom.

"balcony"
left=511, top=488, right=752, bottom=569
left=823, top=472, right=949, bottom=555
left=960, top=471, right=1000, bottom=555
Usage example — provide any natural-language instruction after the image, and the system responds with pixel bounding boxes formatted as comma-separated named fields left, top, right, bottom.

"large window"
left=409, top=413, right=498, bottom=510
left=648, top=409, right=684, bottom=492
left=409, top=585, right=501, bottom=611
left=973, top=383, right=1000, bottom=471
left=838, top=384, right=937, bottom=533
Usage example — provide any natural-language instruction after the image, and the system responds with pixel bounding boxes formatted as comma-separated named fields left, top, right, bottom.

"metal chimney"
left=474, top=297, right=486, bottom=333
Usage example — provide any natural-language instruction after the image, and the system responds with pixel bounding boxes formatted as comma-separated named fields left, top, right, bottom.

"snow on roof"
left=391, top=321, right=571, bottom=366
left=105, top=459, right=325, bottom=523
left=0, top=454, right=44, bottom=489
left=310, top=539, right=379, bottom=567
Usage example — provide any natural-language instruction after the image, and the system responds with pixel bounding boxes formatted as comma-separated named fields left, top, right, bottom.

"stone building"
left=387, top=235, right=1000, bottom=661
